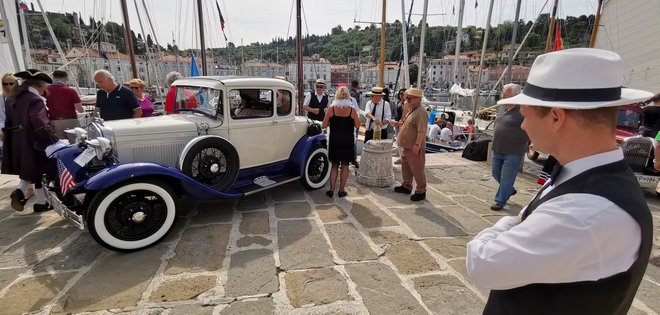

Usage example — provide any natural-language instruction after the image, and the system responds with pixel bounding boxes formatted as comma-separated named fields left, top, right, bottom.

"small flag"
left=553, top=24, right=564, bottom=51
left=475, top=1, right=478, bottom=8
left=452, top=4, right=455, bottom=15
left=191, top=53, right=200, bottom=76
left=18, top=2, right=28, bottom=10
left=215, top=0, right=228, bottom=41
left=58, top=160, right=76, bottom=196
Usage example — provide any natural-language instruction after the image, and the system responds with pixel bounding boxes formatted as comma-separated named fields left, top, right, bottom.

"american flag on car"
left=58, top=159, right=76, bottom=195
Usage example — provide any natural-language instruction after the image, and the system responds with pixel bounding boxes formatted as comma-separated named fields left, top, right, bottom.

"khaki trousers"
left=50, top=118, right=80, bottom=142
left=401, top=147, right=426, bottom=193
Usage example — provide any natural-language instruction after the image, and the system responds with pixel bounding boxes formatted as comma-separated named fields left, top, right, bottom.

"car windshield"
left=617, top=109, right=640, bottom=128
left=175, top=86, right=223, bottom=117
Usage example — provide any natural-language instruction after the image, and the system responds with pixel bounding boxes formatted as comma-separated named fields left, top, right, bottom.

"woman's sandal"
left=337, top=191, right=348, bottom=198
left=326, top=190, right=334, bottom=198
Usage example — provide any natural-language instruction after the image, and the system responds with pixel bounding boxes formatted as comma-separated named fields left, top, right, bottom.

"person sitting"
left=427, top=117, right=444, bottom=140
left=439, top=122, right=454, bottom=143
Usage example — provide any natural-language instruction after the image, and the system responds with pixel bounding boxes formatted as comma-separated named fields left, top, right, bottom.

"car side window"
left=229, top=89, right=274, bottom=119
left=277, top=90, right=292, bottom=116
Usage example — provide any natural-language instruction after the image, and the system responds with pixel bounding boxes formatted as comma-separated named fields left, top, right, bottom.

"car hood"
left=103, top=114, right=199, bottom=137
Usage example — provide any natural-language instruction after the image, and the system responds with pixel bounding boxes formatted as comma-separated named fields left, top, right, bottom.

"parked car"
left=46, top=77, right=330, bottom=251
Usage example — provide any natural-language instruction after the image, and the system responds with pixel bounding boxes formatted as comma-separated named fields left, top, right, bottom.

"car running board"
left=236, top=175, right=300, bottom=196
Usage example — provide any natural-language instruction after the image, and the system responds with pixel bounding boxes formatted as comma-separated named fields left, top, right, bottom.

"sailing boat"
left=592, top=0, right=660, bottom=93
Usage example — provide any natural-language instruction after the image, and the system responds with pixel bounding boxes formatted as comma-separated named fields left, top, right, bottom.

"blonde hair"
left=2, top=73, right=16, bottom=82
left=335, top=86, right=350, bottom=100
left=127, top=78, right=145, bottom=88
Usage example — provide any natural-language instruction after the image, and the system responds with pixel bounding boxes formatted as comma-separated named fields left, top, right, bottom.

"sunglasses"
left=315, top=85, right=324, bottom=88
left=130, top=86, right=141, bottom=90
left=2, top=82, right=15, bottom=86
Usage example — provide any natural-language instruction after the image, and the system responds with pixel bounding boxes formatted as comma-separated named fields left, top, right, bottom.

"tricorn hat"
left=13, top=69, right=53, bottom=84
left=371, top=86, right=383, bottom=95
left=498, top=48, right=652, bottom=109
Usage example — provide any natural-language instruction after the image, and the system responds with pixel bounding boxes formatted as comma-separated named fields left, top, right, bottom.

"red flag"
left=475, top=1, right=478, bottom=8
left=553, top=24, right=564, bottom=51
left=215, top=0, right=228, bottom=41
left=453, top=4, right=455, bottom=15
left=18, top=2, right=28, bottom=10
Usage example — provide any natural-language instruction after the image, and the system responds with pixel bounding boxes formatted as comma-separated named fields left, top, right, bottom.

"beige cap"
left=404, top=88, right=423, bottom=98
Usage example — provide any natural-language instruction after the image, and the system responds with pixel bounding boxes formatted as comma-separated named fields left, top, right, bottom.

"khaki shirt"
left=397, top=105, right=429, bottom=149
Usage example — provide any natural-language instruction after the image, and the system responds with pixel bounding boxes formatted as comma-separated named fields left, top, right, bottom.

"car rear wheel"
left=86, top=180, right=176, bottom=252
left=300, top=144, right=330, bottom=189
left=181, top=137, right=240, bottom=191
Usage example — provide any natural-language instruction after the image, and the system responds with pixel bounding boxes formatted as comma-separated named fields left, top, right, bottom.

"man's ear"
left=549, top=107, right=567, bottom=133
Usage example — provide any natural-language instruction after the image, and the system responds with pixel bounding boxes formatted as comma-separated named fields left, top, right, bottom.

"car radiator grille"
left=132, top=142, right=187, bottom=168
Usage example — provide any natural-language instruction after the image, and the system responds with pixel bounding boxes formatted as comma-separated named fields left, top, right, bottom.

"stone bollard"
left=357, top=139, right=395, bottom=187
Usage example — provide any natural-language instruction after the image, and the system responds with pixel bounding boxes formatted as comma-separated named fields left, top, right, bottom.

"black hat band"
left=523, top=83, right=622, bottom=102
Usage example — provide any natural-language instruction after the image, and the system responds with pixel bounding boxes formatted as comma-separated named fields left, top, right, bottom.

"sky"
left=39, top=0, right=598, bottom=49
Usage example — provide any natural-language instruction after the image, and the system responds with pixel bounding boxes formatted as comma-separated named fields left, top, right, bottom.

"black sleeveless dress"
left=328, top=107, right=355, bottom=163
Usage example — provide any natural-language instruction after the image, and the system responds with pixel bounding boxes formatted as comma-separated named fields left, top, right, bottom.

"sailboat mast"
left=196, top=0, right=207, bottom=75
left=589, top=0, right=603, bottom=48
left=470, top=0, right=495, bottom=137
left=417, top=0, right=429, bottom=87
left=506, top=0, right=522, bottom=83
left=0, top=1, right=22, bottom=71
left=296, top=0, right=303, bottom=115
left=18, top=5, right=32, bottom=68
left=36, top=0, right=80, bottom=91
left=452, top=0, right=465, bottom=84
left=379, top=0, right=386, bottom=86
left=120, top=0, right=138, bottom=78
left=544, top=0, right=559, bottom=53
left=400, top=0, right=411, bottom=88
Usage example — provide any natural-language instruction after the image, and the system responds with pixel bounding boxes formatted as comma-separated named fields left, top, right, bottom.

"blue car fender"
left=83, top=163, right=243, bottom=199
left=289, top=134, right=327, bottom=176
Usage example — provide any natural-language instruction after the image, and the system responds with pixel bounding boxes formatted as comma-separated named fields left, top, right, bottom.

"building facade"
left=287, top=54, right=332, bottom=92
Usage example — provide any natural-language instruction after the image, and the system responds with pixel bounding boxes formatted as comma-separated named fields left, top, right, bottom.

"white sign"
left=74, top=147, right=96, bottom=166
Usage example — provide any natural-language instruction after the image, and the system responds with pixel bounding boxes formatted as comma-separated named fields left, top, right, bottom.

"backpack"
left=462, top=139, right=492, bottom=161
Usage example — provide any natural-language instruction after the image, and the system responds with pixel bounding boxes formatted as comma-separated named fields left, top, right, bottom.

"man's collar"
left=106, top=84, right=121, bottom=93
left=52, top=80, right=67, bottom=85
left=553, top=148, right=623, bottom=186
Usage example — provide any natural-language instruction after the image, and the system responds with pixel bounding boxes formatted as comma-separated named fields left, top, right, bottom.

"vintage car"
left=45, top=77, right=330, bottom=251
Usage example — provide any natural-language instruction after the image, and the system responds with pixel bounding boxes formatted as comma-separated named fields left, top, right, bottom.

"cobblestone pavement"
left=0, top=152, right=658, bottom=315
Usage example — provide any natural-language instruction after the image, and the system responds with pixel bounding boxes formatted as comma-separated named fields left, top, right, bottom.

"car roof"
left=172, top=76, right=295, bottom=90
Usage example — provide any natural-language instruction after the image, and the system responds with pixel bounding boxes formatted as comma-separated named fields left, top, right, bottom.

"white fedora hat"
left=498, top=48, right=653, bottom=109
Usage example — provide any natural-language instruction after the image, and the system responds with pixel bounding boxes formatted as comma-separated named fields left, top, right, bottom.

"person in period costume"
left=466, top=48, right=654, bottom=315
left=2, top=69, right=59, bottom=212
left=47, top=70, right=83, bottom=141
left=322, top=86, right=361, bottom=198
left=489, top=83, right=528, bottom=211
left=362, top=86, right=392, bottom=142
left=392, top=88, right=428, bottom=201
left=94, top=70, right=141, bottom=120
left=303, top=79, right=329, bottom=122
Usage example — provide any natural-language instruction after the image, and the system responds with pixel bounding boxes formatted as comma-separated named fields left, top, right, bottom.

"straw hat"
left=404, top=88, right=423, bottom=98
left=498, top=48, right=652, bottom=109
left=371, top=86, right=383, bottom=95
left=315, top=79, right=326, bottom=86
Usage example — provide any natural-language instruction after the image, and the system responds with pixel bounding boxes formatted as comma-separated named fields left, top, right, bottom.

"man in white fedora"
left=466, top=48, right=653, bottom=315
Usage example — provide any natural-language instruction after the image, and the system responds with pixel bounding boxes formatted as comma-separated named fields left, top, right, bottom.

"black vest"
left=485, top=160, right=652, bottom=315
left=307, top=93, right=328, bottom=121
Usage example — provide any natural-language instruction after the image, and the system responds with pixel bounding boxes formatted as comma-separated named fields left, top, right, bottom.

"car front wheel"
left=181, top=137, right=240, bottom=191
left=86, top=180, right=176, bottom=252
left=300, top=144, right=330, bottom=189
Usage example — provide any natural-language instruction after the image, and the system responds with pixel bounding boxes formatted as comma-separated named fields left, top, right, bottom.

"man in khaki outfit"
left=392, top=88, right=428, bottom=201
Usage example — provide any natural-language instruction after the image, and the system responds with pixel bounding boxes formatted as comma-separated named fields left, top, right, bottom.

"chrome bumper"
left=44, top=187, right=84, bottom=230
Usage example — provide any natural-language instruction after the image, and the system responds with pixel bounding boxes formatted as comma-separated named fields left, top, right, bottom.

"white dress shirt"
left=303, top=92, right=325, bottom=106
left=0, top=95, right=6, bottom=130
left=427, top=124, right=441, bottom=139
left=364, top=99, right=392, bottom=130
left=467, top=148, right=641, bottom=290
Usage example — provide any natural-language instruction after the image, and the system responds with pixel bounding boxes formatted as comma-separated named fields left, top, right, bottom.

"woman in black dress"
left=322, top=86, right=361, bottom=197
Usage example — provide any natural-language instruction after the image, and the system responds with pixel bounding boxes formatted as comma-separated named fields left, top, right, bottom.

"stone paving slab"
left=345, top=262, right=427, bottom=315
left=164, top=224, right=231, bottom=275
left=414, top=274, right=484, bottom=314
left=324, top=223, right=378, bottom=262
left=278, top=219, right=334, bottom=270
left=285, top=268, right=350, bottom=308
left=225, top=249, right=279, bottom=297
left=0, top=153, right=657, bottom=314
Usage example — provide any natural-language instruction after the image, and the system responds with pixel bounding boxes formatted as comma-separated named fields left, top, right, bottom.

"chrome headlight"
left=85, top=137, right=112, bottom=160
left=65, top=127, right=88, bottom=145
left=86, top=122, right=117, bottom=156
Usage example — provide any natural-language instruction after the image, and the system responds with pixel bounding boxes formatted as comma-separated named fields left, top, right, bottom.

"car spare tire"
left=181, top=137, right=240, bottom=191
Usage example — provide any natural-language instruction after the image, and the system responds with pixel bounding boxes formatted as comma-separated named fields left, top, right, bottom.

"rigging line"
left=286, top=0, right=295, bottom=39
left=300, top=1, right=318, bottom=79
